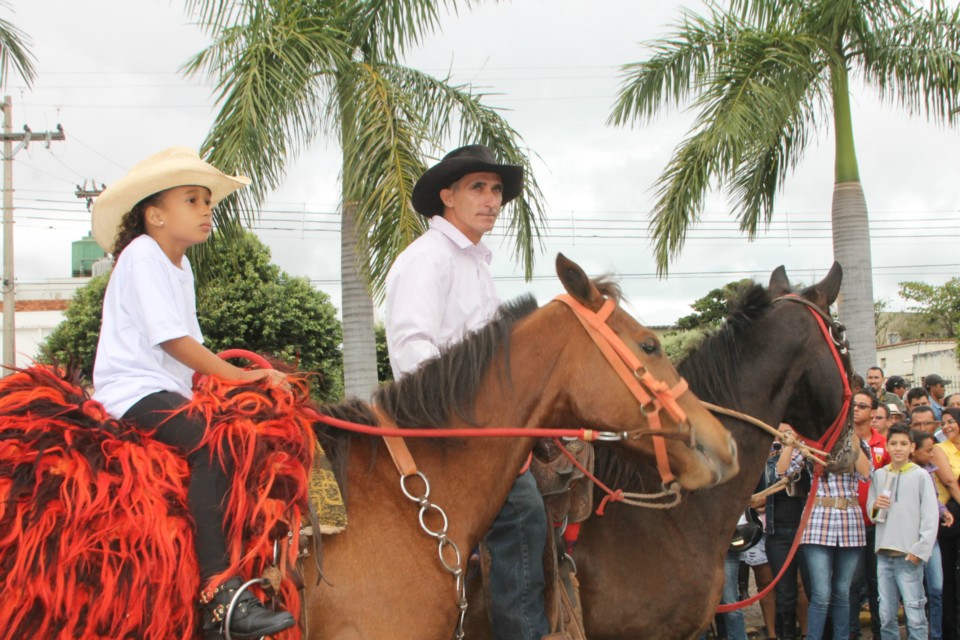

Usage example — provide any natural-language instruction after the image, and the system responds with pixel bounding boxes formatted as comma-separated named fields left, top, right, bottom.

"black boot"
left=202, top=577, right=296, bottom=639
left=780, top=611, right=797, bottom=640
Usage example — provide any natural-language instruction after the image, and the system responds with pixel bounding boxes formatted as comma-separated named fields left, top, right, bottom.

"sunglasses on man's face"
left=853, top=402, right=872, bottom=410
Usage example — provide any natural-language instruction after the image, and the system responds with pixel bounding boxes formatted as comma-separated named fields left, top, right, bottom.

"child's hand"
left=874, top=494, right=891, bottom=510
left=240, top=368, right=290, bottom=391
left=907, top=553, right=922, bottom=565
left=944, top=511, right=955, bottom=527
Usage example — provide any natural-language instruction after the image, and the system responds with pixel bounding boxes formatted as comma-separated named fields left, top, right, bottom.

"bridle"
left=555, top=291, right=855, bottom=518
left=554, top=293, right=694, bottom=487
left=714, top=293, right=856, bottom=614
left=770, top=293, right=854, bottom=462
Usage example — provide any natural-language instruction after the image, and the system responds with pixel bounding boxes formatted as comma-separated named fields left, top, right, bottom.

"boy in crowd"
left=869, top=423, right=941, bottom=640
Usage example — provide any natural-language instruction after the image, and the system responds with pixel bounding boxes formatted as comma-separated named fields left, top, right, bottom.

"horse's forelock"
left=594, top=277, right=623, bottom=303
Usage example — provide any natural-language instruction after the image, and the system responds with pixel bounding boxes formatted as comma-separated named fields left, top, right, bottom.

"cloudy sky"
left=9, top=0, right=960, bottom=325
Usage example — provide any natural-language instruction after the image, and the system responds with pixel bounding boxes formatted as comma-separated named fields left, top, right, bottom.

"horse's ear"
left=768, top=265, right=791, bottom=296
left=807, top=262, right=843, bottom=309
left=556, top=253, right=603, bottom=309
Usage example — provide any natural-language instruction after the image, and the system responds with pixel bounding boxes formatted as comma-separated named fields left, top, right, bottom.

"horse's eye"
left=639, top=339, right=660, bottom=355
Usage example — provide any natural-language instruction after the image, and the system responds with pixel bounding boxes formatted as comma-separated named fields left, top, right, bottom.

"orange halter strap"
left=554, top=294, right=691, bottom=486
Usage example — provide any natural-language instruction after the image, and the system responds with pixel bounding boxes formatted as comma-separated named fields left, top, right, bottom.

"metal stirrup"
left=223, top=577, right=270, bottom=640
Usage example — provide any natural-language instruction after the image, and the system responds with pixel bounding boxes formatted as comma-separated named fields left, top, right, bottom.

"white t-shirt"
left=92, top=234, right=204, bottom=418
left=384, top=215, right=501, bottom=378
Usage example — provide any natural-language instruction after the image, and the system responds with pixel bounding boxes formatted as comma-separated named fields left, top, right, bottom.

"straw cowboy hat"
left=411, top=144, right=524, bottom=217
left=91, top=147, right=251, bottom=252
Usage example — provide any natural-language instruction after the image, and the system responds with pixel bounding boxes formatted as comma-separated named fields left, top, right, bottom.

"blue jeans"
left=928, top=541, right=945, bottom=640
left=803, top=543, right=863, bottom=640
left=877, top=554, right=928, bottom=640
left=485, top=470, right=550, bottom=640
left=848, top=526, right=881, bottom=638
left=721, top=550, right=748, bottom=640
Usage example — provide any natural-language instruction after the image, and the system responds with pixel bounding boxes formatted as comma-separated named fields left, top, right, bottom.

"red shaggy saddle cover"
left=0, top=365, right=315, bottom=639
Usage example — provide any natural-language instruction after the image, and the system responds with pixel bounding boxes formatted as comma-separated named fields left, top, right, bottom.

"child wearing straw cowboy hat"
left=91, top=147, right=295, bottom=639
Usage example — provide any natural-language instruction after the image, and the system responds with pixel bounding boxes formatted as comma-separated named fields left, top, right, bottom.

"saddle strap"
left=555, top=558, right=587, bottom=640
left=372, top=407, right=418, bottom=476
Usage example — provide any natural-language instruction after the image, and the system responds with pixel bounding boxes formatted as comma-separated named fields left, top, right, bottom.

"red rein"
left=716, top=298, right=853, bottom=614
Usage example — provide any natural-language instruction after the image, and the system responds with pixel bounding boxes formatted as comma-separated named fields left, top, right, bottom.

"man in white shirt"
left=385, top=145, right=553, bottom=640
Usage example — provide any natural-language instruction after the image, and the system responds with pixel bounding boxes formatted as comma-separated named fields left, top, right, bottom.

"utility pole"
left=1, top=95, right=65, bottom=375
left=75, top=179, right=104, bottom=210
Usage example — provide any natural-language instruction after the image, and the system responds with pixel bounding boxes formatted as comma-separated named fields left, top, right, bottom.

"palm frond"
left=841, top=0, right=913, bottom=55
left=337, top=62, right=430, bottom=300
left=344, top=0, right=473, bottom=60
left=648, top=28, right=834, bottom=274
left=609, top=4, right=743, bottom=127
left=184, top=0, right=256, bottom=35
left=380, top=64, right=546, bottom=279
left=0, top=1, right=36, bottom=88
left=729, top=0, right=806, bottom=29
left=182, top=0, right=348, bottom=280
left=857, top=0, right=960, bottom=125
left=341, top=62, right=547, bottom=295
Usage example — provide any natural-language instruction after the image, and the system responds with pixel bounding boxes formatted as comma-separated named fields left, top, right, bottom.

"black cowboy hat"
left=411, top=144, right=524, bottom=217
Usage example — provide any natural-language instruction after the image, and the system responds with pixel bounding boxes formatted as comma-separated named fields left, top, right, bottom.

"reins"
left=715, top=294, right=854, bottom=613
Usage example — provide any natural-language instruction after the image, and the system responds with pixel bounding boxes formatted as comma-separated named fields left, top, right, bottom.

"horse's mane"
left=592, top=282, right=774, bottom=493
left=676, top=283, right=773, bottom=408
left=316, top=294, right=540, bottom=490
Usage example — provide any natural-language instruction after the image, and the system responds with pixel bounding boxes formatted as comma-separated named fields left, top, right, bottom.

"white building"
left=1, top=278, right=89, bottom=369
left=877, top=338, right=959, bottom=393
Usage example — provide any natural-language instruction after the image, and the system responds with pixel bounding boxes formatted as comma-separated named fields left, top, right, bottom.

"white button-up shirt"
left=385, top=215, right=501, bottom=378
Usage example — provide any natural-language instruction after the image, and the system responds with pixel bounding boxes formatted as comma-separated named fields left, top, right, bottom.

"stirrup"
left=224, top=577, right=271, bottom=640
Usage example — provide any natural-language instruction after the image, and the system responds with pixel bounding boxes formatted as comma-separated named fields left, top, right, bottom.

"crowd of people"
left=717, top=367, right=960, bottom=640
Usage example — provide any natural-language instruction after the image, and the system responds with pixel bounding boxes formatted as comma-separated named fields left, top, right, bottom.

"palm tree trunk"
left=831, top=64, right=877, bottom=374
left=340, top=201, right=379, bottom=398
left=831, top=182, right=877, bottom=374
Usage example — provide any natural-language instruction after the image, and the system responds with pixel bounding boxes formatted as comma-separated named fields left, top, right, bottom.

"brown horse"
left=298, top=254, right=738, bottom=639
left=569, top=263, right=851, bottom=640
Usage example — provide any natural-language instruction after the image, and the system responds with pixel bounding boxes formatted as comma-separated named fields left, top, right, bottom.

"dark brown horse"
left=569, top=263, right=850, bottom=640
left=299, top=254, right=738, bottom=639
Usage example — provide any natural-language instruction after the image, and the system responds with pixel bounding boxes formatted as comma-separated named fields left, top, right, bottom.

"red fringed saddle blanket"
left=0, top=365, right=316, bottom=639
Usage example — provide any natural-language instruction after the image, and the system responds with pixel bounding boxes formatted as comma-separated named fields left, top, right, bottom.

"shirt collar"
left=429, top=215, right=492, bottom=264
left=886, top=461, right=916, bottom=473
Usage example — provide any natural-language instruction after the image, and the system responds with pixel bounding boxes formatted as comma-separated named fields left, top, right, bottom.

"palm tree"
left=0, top=1, right=36, bottom=88
left=183, top=0, right=545, bottom=397
left=610, top=0, right=960, bottom=374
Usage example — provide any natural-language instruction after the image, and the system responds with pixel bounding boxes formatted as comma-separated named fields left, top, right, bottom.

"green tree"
left=609, top=0, right=960, bottom=374
left=0, top=1, right=36, bottom=88
left=38, top=233, right=344, bottom=401
left=197, top=233, right=343, bottom=401
left=898, top=278, right=960, bottom=340
left=38, top=273, right=109, bottom=377
left=182, top=0, right=546, bottom=397
left=374, top=323, right=392, bottom=384
left=675, top=278, right=754, bottom=330
left=661, top=328, right=707, bottom=362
